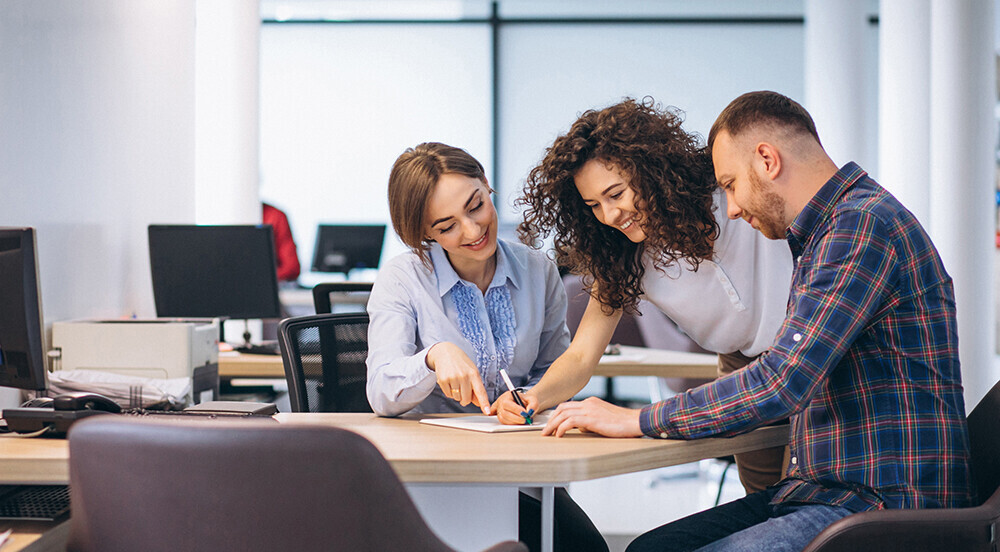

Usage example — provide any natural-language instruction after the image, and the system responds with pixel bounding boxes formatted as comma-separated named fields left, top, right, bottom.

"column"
left=0, top=1, right=197, bottom=407
left=929, top=0, right=997, bottom=409
left=195, top=0, right=261, bottom=225
left=878, top=0, right=931, bottom=226
left=803, top=0, right=869, bottom=166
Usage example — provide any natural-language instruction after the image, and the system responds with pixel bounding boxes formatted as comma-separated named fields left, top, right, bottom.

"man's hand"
left=541, top=396, right=644, bottom=438
left=491, top=390, right=540, bottom=425
left=426, top=342, right=490, bottom=414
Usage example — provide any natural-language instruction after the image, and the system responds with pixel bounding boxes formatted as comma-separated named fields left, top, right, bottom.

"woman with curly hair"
left=492, top=97, right=793, bottom=495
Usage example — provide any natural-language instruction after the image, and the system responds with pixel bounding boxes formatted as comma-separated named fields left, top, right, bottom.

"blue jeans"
left=626, top=488, right=854, bottom=552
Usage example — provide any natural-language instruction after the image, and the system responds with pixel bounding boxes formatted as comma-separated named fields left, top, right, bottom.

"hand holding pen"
left=499, top=369, right=535, bottom=425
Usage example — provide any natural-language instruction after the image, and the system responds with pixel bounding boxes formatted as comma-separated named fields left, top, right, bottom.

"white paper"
left=420, top=413, right=551, bottom=433
left=47, top=369, right=191, bottom=409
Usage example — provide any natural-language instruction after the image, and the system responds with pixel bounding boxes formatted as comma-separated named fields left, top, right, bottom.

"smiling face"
left=712, top=131, right=789, bottom=240
left=573, top=159, right=647, bottom=243
left=424, top=173, right=498, bottom=272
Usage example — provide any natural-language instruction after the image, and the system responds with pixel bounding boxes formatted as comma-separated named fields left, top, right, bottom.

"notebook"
left=419, top=412, right=551, bottom=433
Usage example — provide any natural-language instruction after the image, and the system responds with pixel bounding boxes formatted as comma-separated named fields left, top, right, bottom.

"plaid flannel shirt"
left=640, top=162, right=973, bottom=512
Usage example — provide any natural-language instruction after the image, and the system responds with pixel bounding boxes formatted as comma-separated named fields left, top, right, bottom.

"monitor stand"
left=232, top=319, right=279, bottom=355
left=241, top=319, right=253, bottom=350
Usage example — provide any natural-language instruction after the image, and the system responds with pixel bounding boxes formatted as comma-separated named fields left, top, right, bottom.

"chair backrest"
left=65, top=416, right=457, bottom=552
left=562, top=273, right=644, bottom=346
left=800, top=379, right=1000, bottom=552
left=967, top=377, right=1000, bottom=504
left=312, top=282, right=373, bottom=314
left=278, top=312, right=372, bottom=412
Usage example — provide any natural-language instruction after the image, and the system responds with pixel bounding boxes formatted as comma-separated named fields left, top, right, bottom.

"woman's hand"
left=541, top=396, right=643, bottom=438
left=426, top=342, right=490, bottom=414
left=491, top=390, right=540, bottom=425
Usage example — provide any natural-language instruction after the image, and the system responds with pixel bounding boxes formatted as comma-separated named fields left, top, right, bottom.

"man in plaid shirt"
left=542, top=91, right=973, bottom=552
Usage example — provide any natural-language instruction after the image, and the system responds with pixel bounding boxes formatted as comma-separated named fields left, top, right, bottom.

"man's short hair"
left=708, top=91, right=821, bottom=150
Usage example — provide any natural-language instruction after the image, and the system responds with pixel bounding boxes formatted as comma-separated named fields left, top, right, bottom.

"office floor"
left=569, top=460, right=744, bottom=552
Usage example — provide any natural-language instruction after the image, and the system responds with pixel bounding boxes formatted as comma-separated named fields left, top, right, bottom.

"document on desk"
left=420, top=413, right=551, bottom=433
left=597, top=351, right=647, bottom=364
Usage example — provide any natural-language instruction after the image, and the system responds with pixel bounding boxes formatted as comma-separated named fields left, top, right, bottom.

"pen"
left=499, top=368, right=532, bottom=425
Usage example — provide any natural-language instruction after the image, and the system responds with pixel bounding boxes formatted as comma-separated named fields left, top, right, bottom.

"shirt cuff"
left=639, top=401, right=678, bottom=439
left=410, top=347, right=437, bottom=389
left=416, top=347, right=434, bottom=373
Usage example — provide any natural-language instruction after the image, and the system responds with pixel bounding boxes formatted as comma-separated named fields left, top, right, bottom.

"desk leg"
left=540, top=486, right=555, bottom=552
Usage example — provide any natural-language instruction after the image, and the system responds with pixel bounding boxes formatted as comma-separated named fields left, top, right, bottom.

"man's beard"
left=746, top=169, right=788, bottom=240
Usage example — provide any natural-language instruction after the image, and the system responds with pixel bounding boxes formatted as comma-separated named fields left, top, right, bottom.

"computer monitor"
left=310, top=224, right=386, bottom=275
left=148, top=225, right=282, bottom=321
left=0, top=227, right=48, bottom=392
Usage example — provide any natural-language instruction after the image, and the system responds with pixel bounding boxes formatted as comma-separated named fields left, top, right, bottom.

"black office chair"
left=801, top=377, right=1000, bottom=552
left=277, top=312, right=372, bottom=412
left=312, top=282, right=373, bottom=314
left=65, top=416, right=528, bottom=552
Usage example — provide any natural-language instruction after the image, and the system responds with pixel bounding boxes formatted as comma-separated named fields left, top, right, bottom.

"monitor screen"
left=310, top=224, right=386, bottom=274
left=148, top=225, right=282, bottom=320
left=0, top=227, right=48, bottom=391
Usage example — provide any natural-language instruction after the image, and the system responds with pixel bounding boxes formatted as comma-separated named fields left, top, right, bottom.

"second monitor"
left=148, top=224, right=282, bottom=321
left=310, top=224, right=386, bottom=275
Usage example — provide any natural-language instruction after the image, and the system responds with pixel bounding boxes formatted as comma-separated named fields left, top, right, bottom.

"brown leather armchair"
left=66, top=417, right=527, bottom=552
left=801, top=378, right=1000, bottom=552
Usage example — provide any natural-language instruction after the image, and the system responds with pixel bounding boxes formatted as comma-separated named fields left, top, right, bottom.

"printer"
left=50, top=318, right=220, bottom=405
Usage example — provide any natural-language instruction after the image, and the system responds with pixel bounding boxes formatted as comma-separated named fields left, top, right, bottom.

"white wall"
left=258, top=19, right=831, bottom=263
left=259, top=23, right=493, bottom=279
left=258, top=18, right=882, bottom=237
left=195, top=0, right=262, bottom=225
left=496, top=22, right=811, bottom=220
left=0, top=1, right=198, bottom=404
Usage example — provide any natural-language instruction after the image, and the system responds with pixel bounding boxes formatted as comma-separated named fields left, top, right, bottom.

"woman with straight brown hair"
left=366, top=142, right=608, bottom=552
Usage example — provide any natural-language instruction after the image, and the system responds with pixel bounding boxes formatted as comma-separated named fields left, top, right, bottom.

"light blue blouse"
left=366, top=239, right=570, bottom=417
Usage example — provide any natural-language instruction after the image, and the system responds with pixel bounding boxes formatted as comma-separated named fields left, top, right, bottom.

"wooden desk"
left=597, top=345, right=717, bottom=379
left=218, top=351, right=285, bottom=379
left=0, top=521, right=42, bottom=552
left=0, top=520, right=67, bottom=552
left=217, top=346, right=719, bottom=381
left=0, top=438, right=69, bottom=485
left=0, top=415, right=787, bottom=551
left=273, top=413, right=778, bottom=483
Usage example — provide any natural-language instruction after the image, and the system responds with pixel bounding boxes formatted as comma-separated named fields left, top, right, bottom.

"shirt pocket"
left=709, top=261, right=747, bottom=313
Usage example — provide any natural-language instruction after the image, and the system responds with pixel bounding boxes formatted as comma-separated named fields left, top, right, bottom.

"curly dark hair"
left=516, top=97, right=718, bottom=314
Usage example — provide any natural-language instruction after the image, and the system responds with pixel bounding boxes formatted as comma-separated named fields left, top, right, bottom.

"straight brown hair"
left=387, top=142, right=488, bottom=266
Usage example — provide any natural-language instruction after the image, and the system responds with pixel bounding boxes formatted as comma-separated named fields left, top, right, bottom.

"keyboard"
left=121, top=408, right=231, bottom=418
left=3, top=402, right=277, bottom=436
left=0, top=484, right=70, bottom=521
left=121, top=408, right=270, bottom=419
left=124, top=401, right=278, bottom=418
left=234, top=342, right=280, bottom=355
